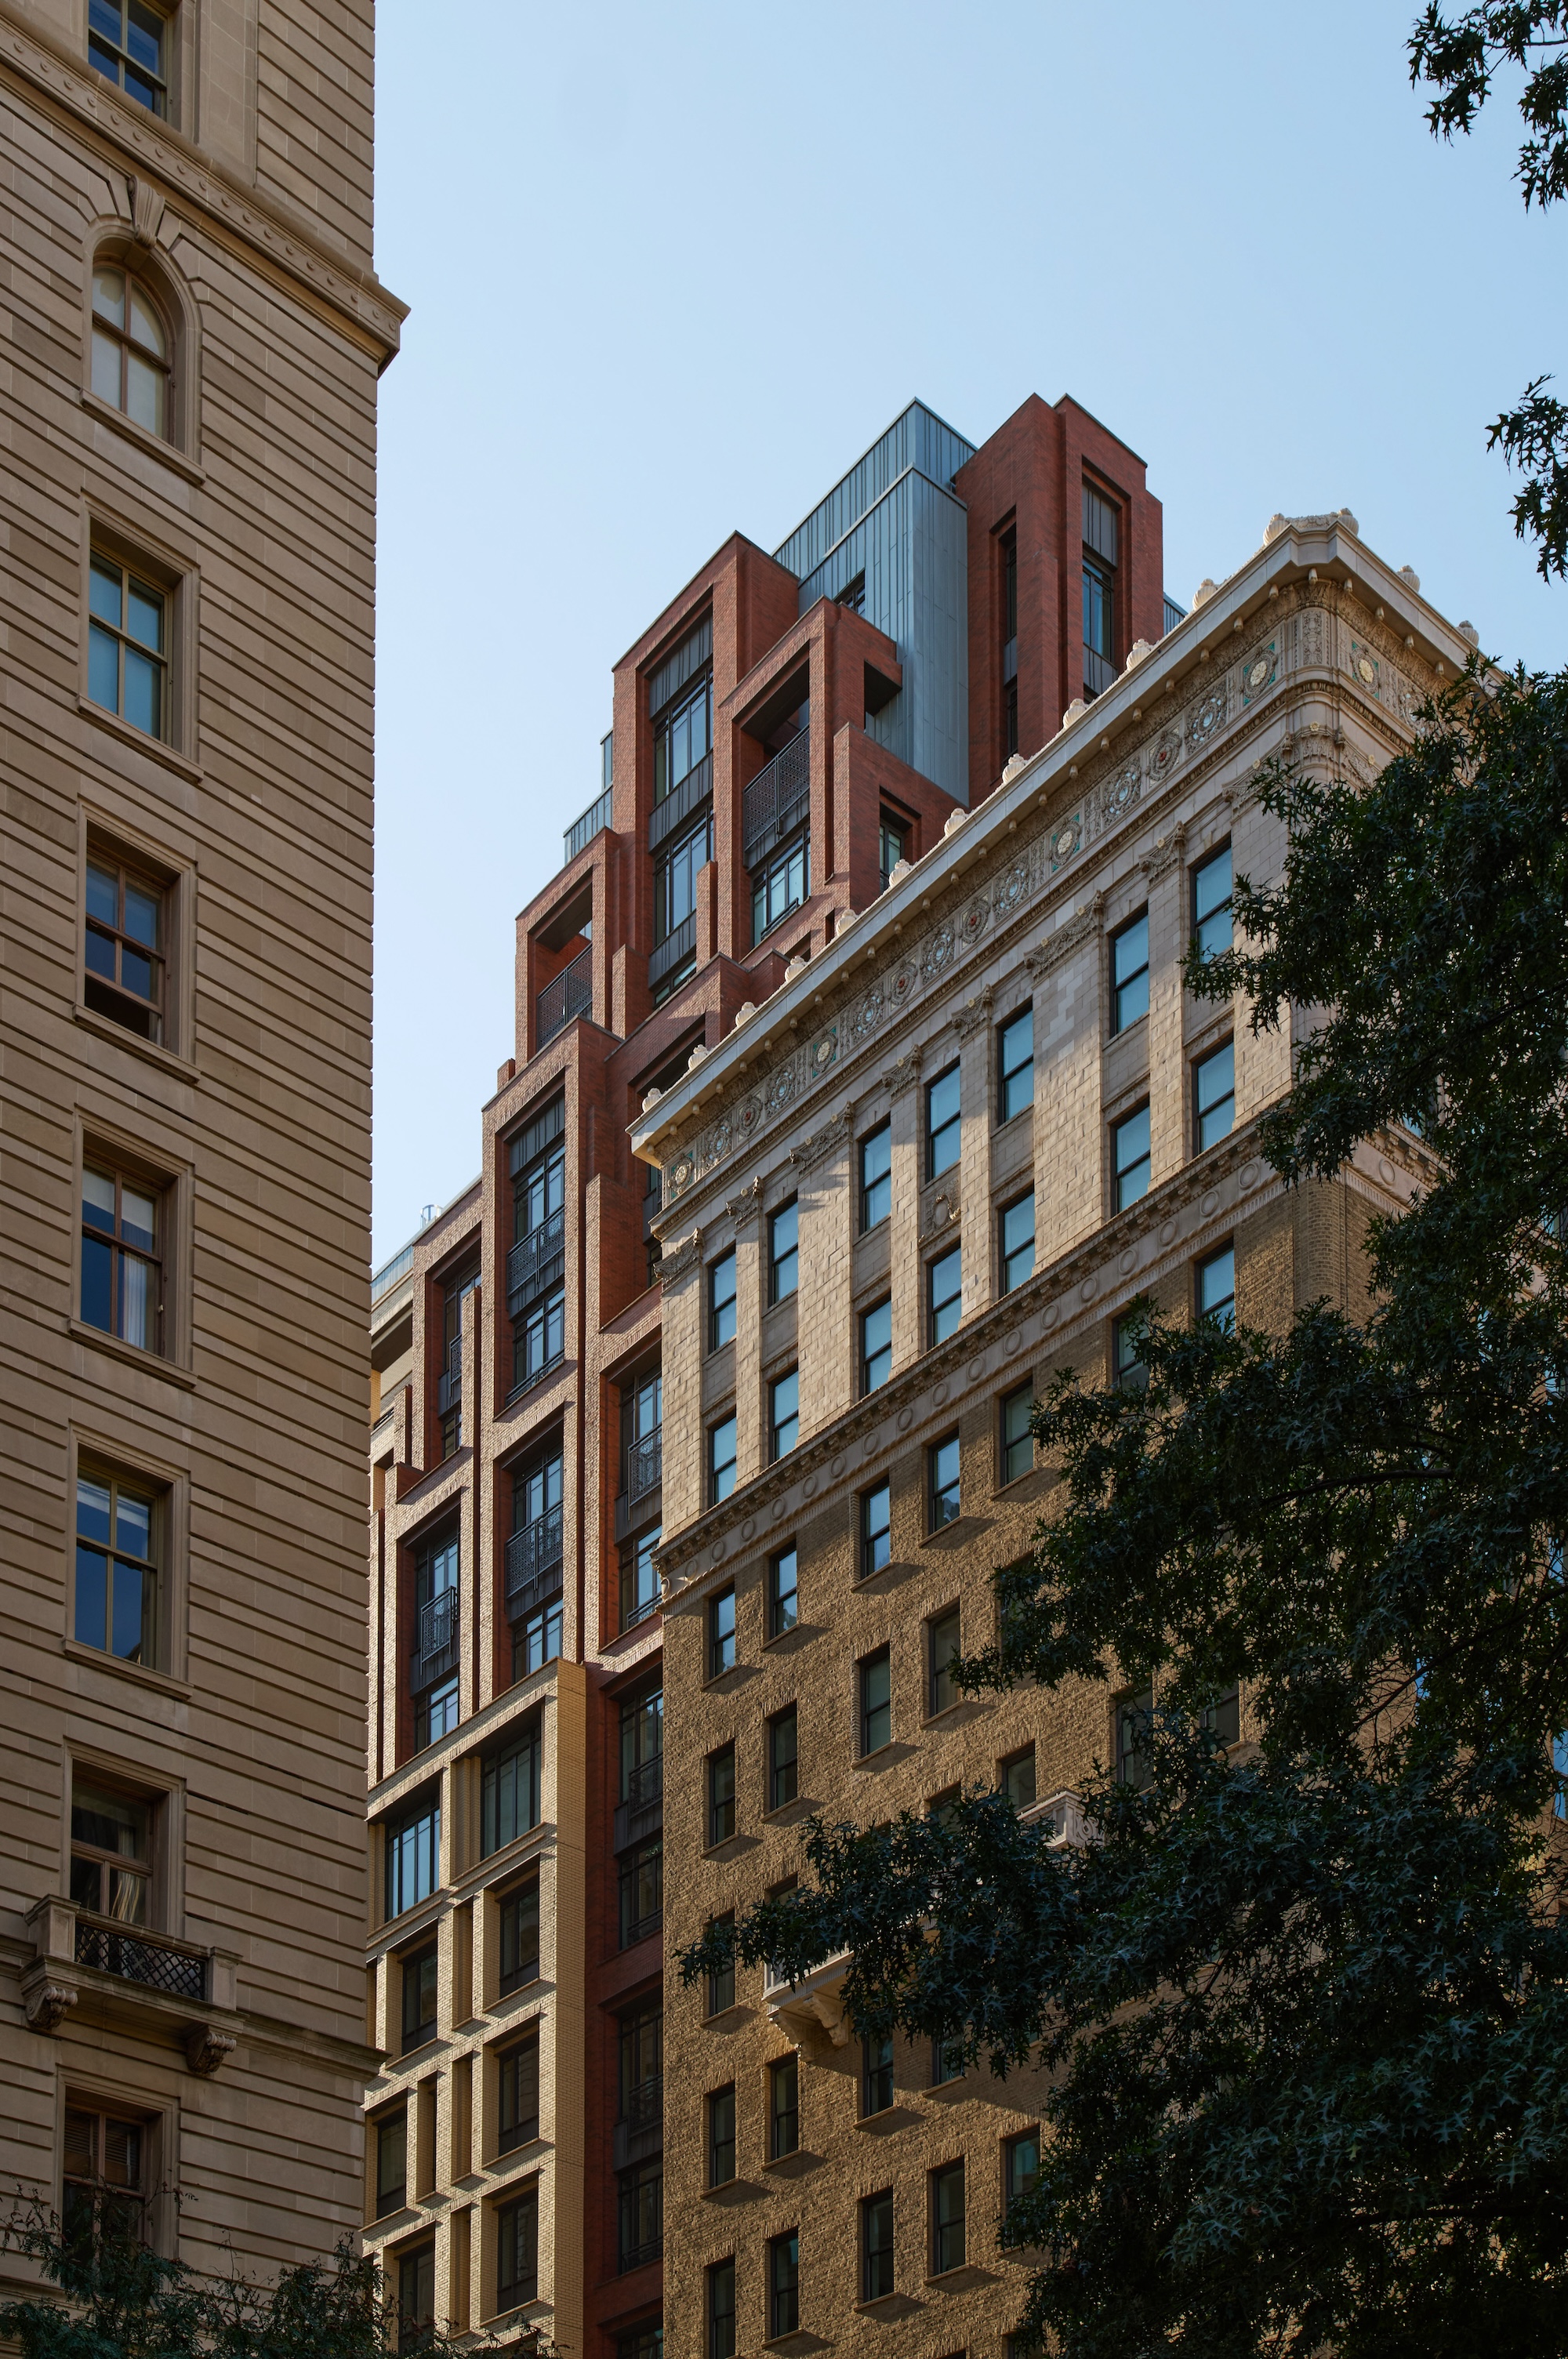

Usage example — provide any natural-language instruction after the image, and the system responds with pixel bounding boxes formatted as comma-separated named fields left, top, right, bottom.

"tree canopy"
left=682, top=666, right=1568, bottom=2359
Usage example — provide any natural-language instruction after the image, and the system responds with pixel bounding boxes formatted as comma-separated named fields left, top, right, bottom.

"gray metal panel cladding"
left=771, top=400, right=976, bottom=582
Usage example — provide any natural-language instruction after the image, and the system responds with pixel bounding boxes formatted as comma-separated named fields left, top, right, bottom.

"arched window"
left=91, top=265, right=169, bottom=439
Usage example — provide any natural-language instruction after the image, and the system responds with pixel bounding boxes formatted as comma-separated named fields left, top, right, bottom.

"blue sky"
left=370, top=0, right=1563, bottom=1262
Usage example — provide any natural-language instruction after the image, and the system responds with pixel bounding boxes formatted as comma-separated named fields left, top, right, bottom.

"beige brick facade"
left=634, top=524, right=1466, bottom=2358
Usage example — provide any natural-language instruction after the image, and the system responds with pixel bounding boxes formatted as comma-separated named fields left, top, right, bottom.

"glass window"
left=1198, top=1243, right=1236, bottom=1330
left=617, top=2156, right=662, bottom=2271
left=622, top=1525, right=662, bottom=1631
left=91, top=265, right=169, bottom=435
left=706, top=1911, right=735, bottom=2016
left=859, top=1647, right=891, bottom=1756
left=499, top=1880, right=540, bottom=1994
left=481, top=1722, right=541, bottom=1856
left=373, top=2109, right=406, bottom=2219
left=1000, top=1192, right=1035, bottom=1294
left=879, top=813, right=907, bottom=887
left=498, top=2029, right=539, bottom=2152
left=63, top=2103, right=147, bottom=2251
left=752, top=832, right=810, bottom=943
left=768, top=2230, right=799, bottom=2338
left=770, top=1369, right=799, bottom=1461
left=620, top=1686, right=663, bottom=1802
left=769, top=2052, right=799, bottom=2157
left=1195, top=1043, right=1236, bottom=1151
left=862, top=2188, right=895, bottom=2300
left=708, top=2258, right=736, bottom=2359
left=709, top=1417, right=736, bottom=1505
left=1001, top=1745, right=1036, bottom=1807
left=1000, top=1384, right=1034, bottom=1483
left=88, top=554, right=166, bottom=739
left=768, top=1705, right=798, bottom=1811
left=1082, top=485, right=1119, bottom=699
left=861, top=1297, right=892, bottom=1394
left=1205, top=1689, right=1241, bottom=1747
left=707, top=2085, right=735, bottom=2187
left=708, top=1250, right=736, bottom=1350
left=69, top=1779, right=151, bottom=1923
left=928, top=1246, right=962, bottom=1347
left=619, top=2003, right=661, bottom=2126
left=397, top=2242, right=434, bottom=2352
left=653, top=670, right=711, bottom=804
left=87, top=0, right=167, bottom=112
left=514, top=1283, right=565, bottom=1392
left=926, top=1065, right=961, bottom=1178
left=1112, top=911, right=1150, bottom=1033
left=860, top=1123, right=891, bottom=1230
left=414, top=1676, right=459, bottom=1751
left=860, top=1482, right=891, bottom=1579
left=707, top=1744, right=735, bottom=1845
left=998, top=1006, right=1033, bottom=1122
left=1113, top=1314, right=1148, bottom=1392
left=497, top=2183, right=539, bottom=2306
left=655, top=814, right=713, bottom=945
left=617, top=2330, right=663, bottom=2359
left=1116, top=1688, right=1154, bottom=1791
left=1113, top=1105, right=1151, bottom=1210
left=838, top=572, right=867, bottom=615
left=929, top=1434, right=961, bottom=1530
left=928, top=1608, right=960, bottom=1715
left=862, top=2031, right=894, bottom=2115
left=84, top=854, right=164, bottom=1040
left=513, top=1124, right=565, bottom=1248
left=400, top=1940, right=437, bottom=2054
left=708, top=1586, right=735, bottom=1679
left=74, top=1468, right=157, bottom=1664
left=931, top=2158, right=966, bottom=2274
left=80, top=1160, right=160, bottom=1351
left=385, top=1796, right=440, bottom=1918
left=619, top=1837, right=662, bottom=1947
left=768, top=1544, right=798, bottom=1638
left=768, top=1200, right=799, bottom=1302
left=1192, top=844, right=1233, bottom=962
left=931, top=2032, right=964, bottom=2085
left=513, top=1595, right=563, bottom=1681
left=1005, top=2129, right=1041, bottom=2219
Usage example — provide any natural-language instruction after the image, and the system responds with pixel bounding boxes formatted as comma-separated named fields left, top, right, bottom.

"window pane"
left=861, top=1650, right=891, bottom=1752
left=771, top=1370, right=799, bottom=1458
left=931, top=1435, right=960, bottom=1527
left=81, top=1232, right=114, bottom=1331
left=1001, top=1385, right=1033, bottom=1482
left=122, top=645, right=161, bottom=737
left=861, top=1482, right=891, bottom=1577
left=93, top=266, right=126, bottom=328
left=1004, top=1747, right=1036, bottom=1806
left=710, top=1417, right=736, bottom=1503
left=127, top=285, right=165, bottom=357
left=89, top=557, right=123, bottom=626
left=1199, top=1244, right=1236, bottom=1330
left=860, top=1123, right=891, bottom=1229
left=92, top=325, right=122, bottom=405
left=929, top=1247, right=961, bottom=1345
left=77, top=1474, right=114, bottom=1545
left=861, top=1297, right=891, bottom=1393
left=82, top=1167, right=117, bottom=1232
left=111, top=1556, right=148, bottom=1660
left=769, top=1201, right=798, bottom=1300
left=74, top=1543, right=108, bottom=1648
left=1001, top=1193, right=1035, bottom=1292
left=120, top=1183, right=156, bottom=1250
left=1196, top=1043, right=1236, bottom=1151
left=1112, top=913, right=1149, bottom=1032
left=769, top=1706, right=797, bottom=1809
left=127, top=578, right=163, bottom=652
left=88, top=622, right=121, bottom=714
left=999, top=1007, right=1033, bottom=1121
left=122, top=880, right=159, bottom=949
left=1114, top=1106, right=1151, bottom=1209
left=1193, top=846, right=1233, bottom=960
left=121, top=1246, right=153, bottom=1343
left=927, top=1065, right=961, bottom=1176
left=709, top=1587, right=735, bottom=1677
left=126, top=350, right=163, bottom=437
left=769, top=1544, right=798, bottom=1635
left=709, top=1250, right=736, bottom=1348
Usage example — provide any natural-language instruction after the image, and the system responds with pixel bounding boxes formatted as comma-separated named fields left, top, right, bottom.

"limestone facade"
left=0, top=0, right=401, bottom=2296
left=633, top=520, right=1465, bottom=2359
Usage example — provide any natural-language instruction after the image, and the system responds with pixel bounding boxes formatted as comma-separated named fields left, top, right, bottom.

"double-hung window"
left=862, top=2031, right=894, bottom=2115
left=385, top=1793, right=440, bottom=1918
left=89, top=553, right=166, bottom=739
left=1111, top=911, right=1149, bottom=1032
left=860, top=1122, right=891, bottom=1229
left=63, top=2105, right=149, bottom=2249
left=1112, top=1105, right=1151, bottom=1210
left=926, top=1065, right=961, bottom=1178
left=769, top=1200, right=799, bottom=1301
left=1195, top=1041, right=1236, bottom=1150
left=1000, top=1191, right=1035, bottom=1293
left=927, top=1608, right=960, bottom=1715
left=752, top=833, right=809, bottom=943
left=74, top=1468, right=158, bottom=1664
left=768, top=1705, right=798, bottom=1809
left=862, top=2188, right=895, bottom=2299
left=709, top=1416, right=737, bottom=1505
left=1197, top=1243, right=1236, bottom=1330
left=768, top=2230, right=799, bottom=2337
left=707, top=1744, right=735, bottom=1845
left=707, top=2085, right=736, bottom=2187
left=91, top=265, right=170, bottom=434
left=708, top=1585, right=735, bottom=1679
left=88, top=0, right=168, bottom=113
left=708, top=1250, right=736, bottom=1349
left=1000, top=1383, right=1034, bottom=1483
left=768, top=1543, right=798, bottom=1636
left=859, top=1647, right=891, bottom=1755
left=997, top=1005, right=1033, bottom=1121
left=931, top=2159, right=967, bottom=2274
left=1192, top=844, right=1233, bottom=960
left=769, top=2052, right=800, bottom=2156
left=85, top=855, right=165, bottom=1040
left=928, top=1246, right=962, bottom=1346
left=861, top=1297, right=892, bottom=1394
left=1001, top=1745, right=1036, bottom=1807
left=81, top=1160, right=161, bottom=1352
left=70, top=1779, right=151, bottom=1925
left=1004, top=2130, right=1041, bottom=2221
left=770, top=1369, right=800, bottom=1460
left=929, top=1434, right=961, bottom=1530
left=860, top=1482, right=891, bottom=1578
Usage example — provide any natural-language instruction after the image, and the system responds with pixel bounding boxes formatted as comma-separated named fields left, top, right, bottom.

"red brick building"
left=364, top=393, right=1169, bottom=2354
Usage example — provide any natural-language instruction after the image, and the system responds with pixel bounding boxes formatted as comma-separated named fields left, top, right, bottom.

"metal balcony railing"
left=505, top=1504, right=564, bottom=1619
left=436, top=1336, right=462, bottom=1417
left=647, top=750, right=712, bottom=851
left=506, top=1205, right=565, bottom=1318
left=647, top=915, right=695, bottom=994
left=536, top=945, right=593, bottom=1047
left=614, top=1755, right=663, bottom=1854
left=409, top=1587, right=459, bottom=1694
left=627, top=1427, right=662, bottom=1504
left=563, top=786, right=613, bottom=866
left=613, top=2074, right=663, bottom=2170
left=76, top=1916, right=207, bottom=2002
left=741, top=731, right=810, bottom=869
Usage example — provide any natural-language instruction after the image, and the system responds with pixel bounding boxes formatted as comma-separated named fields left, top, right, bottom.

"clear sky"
left=370, top=0, right=1563, bottom=1265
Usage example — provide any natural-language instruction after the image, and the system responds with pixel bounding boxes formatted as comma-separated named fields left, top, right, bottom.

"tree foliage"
left=681, top=668, right=1568, bottom=2359
left=0, top=2202, right=554, bottom=2359
left=1410, top=5, right=1568, bottom=574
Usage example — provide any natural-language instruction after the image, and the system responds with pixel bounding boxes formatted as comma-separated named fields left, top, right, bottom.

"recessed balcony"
left=741, top=731, right=810, bottom=870
left=536, top=944, right=593, bottom=1047
left=504, top=1503, right=563, bottom=1620
left=506, top=1205, right=565, bottom=1318
left=408, top=1587, right=459, bottom=1693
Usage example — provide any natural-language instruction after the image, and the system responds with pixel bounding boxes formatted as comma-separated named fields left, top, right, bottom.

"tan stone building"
left=631, top=517, right=1468, bottom=2359
left=0, top=0, right=401, bottom=2298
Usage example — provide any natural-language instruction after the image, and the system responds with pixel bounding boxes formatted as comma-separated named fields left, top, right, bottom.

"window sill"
left=921, top=1519, right=972, bottom=1548
left=761, top=1797, right=805, bottom=1824
left=74, top=1000, right=198, bottom=1083
left=1107, top=1009, right=1149, bottom=1048
left=62, top=1636, right=190, bottom=1697
left=994, top=1465, right=1044, bottom=1499
left=920, top=1699, right=972, bottom=1730
left=82, top=390, right=206, bottom=485
left=703, top=2001, right=750, bottom=2028
left=77, top=695, right=202, bottom=783
left=68, top=1317, right=194, bottom=1388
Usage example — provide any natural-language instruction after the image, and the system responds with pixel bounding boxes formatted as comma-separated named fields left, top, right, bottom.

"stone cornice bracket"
left=724, top=1178, right=764, bottom=1229
left=659, top=1231, right=704, bottom=1287
left=24, top=1979, right=77, bottom=2034
left=950, top=983, right=996, bottom=1040
left=1025, top=895, right=1102, bottom=983
left=791, top=1108, right=855, bottom=1173
left=186, top=2026, right=237, bottom=2076
left=126, top=171, right=164, bottom=247
left=1139, top=822, right=1188, bottom=883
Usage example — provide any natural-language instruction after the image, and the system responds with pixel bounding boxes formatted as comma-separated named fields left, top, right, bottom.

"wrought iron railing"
left=564, top=786, right=613, bottom=866
left=621, top=2074, right=662, bottom=2134
left=505, top=1504, right=563, bottom=1617
left=648, top=751, right=712, bottom=851
left=76, top=1917, right=206, bottom=2001
left=625, top=1756, right=662, bottom=1811
left=627, top=1427, right=662, bottom=1504
left=647, top=915, right=695, bottom=994
left=506, top=1206, right=565, bottom=1316
left=409, top=1586, right=459, bottom=1693
left=741, top=731, right=810, bottom=868
left=536, top=945, right=593, bottom=1047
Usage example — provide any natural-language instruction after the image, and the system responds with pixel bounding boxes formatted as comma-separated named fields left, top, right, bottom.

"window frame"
left=495, top=2025, right=541, bottom=2155
left=859, top=1121, right=892, bottom=1232
left=858, top=1645, right=892, bottom=1758
left=861, top=2030, right=895, bottom=2117
left=999, top=1189, right=1035, bottom=1295
left=927, top=1606, right=961, bottom=1717
left=999, top=1382, right=1034, bottom=1485
left=1112, top=1312, right=1149, bottom=1392
left=768, top=1199, right=799, bottom=1305
left=495, top=2179, right=540, bottom=2310
left=1112, top=1101, right=1152, bottom=1212
left=707, top=2256, right=737, bottom=2359
left=707, top=1582, right=737, bottom=1679
left=861, top=2187, right=895, bottom=2303
left=928, top=1432, right=961, bottom=1532
left=707, top=1249, right=737, bottom=1352
left=86, top=0, right=171, bottom=115
left=1109, top=908, right=1150, bottom=1035
left=1197, top=1241, right=1236, bottom=1330
left=80, top=1152, right=165, bottom=1357
left=767, top=1543, right=798, bottom=1639
left=63, top=2096, right=154, bottom=2254
left=89, top=257, right=172, bottom=439
left=925, top=1062, right=962, bottom=1180
left=1000, top=1744, right=1037, bottom=1808
left=708, top=1415, right=737, bottom=1506
left=927, top=1244, right=962, bottom=1348
left=768, top=2228, right=800, bottom=2339
left=860, top=1294, right=892, bottom=1395
left=707, top=2083, right=736, bottom=2187
left=85, top=543, right=170, bottom=745
left=859, top=1481, right=891, bottom=1580
left=706, top=1911, right=735, bottom=2017
left=71, top=1457, right=164, bottom=1671
left=1192, top=840, right=1234, bottom=964
left=930, top=2157, right=967, bottom=2277
left=383, top=1791, right=441, bottom=1921
left=399, top=1937, right=438, bottom=2056
left=372, top=2103, right=408, bottom=2221
left=996, top=1003, right=1034, bottom=1123
left=1004, top=2127, right=1042, bottom=2221
left=769, top=1368, right=799, bottom=1461
left=68, top=1771, right=155, bottom=1928
left=497, top=1877, right=541, bottom=1997
left=767, top=1703, right=798, bottom=1813
left=706, top=1743, right=736, bottom=1846
left=768, top=2051, right=800, bottom=2158
left=1193, top=1038, right=1236, bottom=1153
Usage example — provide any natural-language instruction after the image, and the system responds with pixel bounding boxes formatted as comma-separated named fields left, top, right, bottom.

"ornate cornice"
left=0, top=2, right=405, bottom=360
